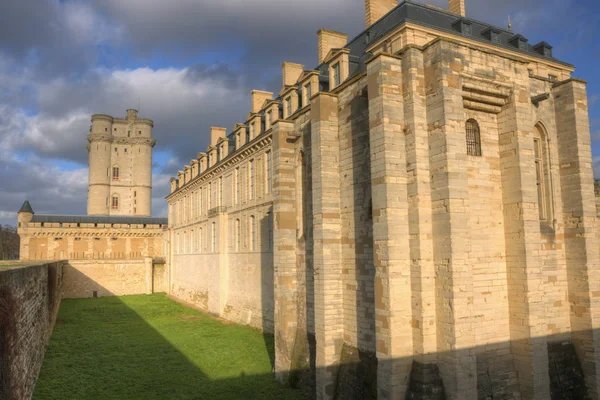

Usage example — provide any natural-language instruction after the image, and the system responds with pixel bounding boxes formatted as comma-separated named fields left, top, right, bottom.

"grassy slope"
left=34, top=294, right=306, bottom=400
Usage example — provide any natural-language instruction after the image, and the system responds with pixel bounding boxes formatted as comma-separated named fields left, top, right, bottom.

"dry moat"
left=33, top=294, right=306, bottom=400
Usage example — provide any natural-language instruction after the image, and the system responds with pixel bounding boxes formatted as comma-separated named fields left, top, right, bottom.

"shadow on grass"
left=33, top=291, right=306, bottom=400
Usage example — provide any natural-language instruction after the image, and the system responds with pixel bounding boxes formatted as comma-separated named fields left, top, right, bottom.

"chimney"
left=282, top=62, right=304, bottom=87
left=317, top=29, right=348, bottom=64
left=210, top=127, right=227, bottom=147
left=448, top=0, right=466, bottom=16
left=365, top=0, right=397, bottom=27
left=251, top=90, right=273, bottom=113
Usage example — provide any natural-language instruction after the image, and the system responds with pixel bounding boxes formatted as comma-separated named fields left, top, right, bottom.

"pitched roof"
left=18, top=200, right=34, bottom=214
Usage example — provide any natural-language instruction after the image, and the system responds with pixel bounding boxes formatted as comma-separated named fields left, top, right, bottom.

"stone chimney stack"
left=250, top=90, right=273, bottom=113
left=282, top=62, right=304, bottom=87
left=365, top=0, right=397, bottom=27
left=317, top=29, right=348, bottom=64
left=210, top=127, right=227, bottom=147
left=449, top=0, right=466, bottom=16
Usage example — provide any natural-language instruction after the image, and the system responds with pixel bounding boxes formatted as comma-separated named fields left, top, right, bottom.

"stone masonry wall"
left=62, top=258, right=159, bottom=298
left=0, top=261, right=64, bottom=400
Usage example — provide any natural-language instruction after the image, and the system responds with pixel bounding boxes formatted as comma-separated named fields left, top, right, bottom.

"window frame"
left=465, top=119, right=482, bottom=157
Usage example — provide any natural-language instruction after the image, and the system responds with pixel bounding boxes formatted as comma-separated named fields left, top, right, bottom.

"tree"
left=0, top=225, right=19, bottom=260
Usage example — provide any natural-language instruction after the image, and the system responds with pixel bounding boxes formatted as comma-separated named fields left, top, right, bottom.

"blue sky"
left=0, top=0, right=598, bottom=226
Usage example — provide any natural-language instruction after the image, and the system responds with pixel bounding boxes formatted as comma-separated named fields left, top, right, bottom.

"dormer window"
left=250, top=122, right=255, bottom=139
left=509, top=34, right=529, bottom=51
left=533, top=42, right=553, bottom=58
left=286, top=97, right=292, bottom=118
left=453, top=18, right=472, bottom=37
left=333, top=63, right=341, bottom=87
left=483, top=27, right=501, bottom=45
left=305, top=83, right=312, bottom=104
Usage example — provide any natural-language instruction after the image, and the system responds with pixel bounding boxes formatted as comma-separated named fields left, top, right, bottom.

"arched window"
left=112, top=166, right=119, bottom=180
left=466, top=119, right=482, bottom=156
left=111, top=195, right=119, bottom=210
left=533, top=123, right=553, bottom=224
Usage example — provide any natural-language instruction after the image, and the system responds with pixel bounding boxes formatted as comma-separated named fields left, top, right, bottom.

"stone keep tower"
left=87, top=109, right=155, bottom=217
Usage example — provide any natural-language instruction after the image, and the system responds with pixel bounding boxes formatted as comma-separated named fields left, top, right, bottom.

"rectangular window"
left=266, top=151, right=272, bottom=194
left=305, top=83, right=312, bottom=103
left=236, top=219, right=240, bottom=252
left=333, top=63, right=340, bottom=87
left=286, top=98, right=292, bottom=117
left=250, top=216, right=256, bottom=251
left=208, top=183, right=212, bottom=209
left=219, top=177, right=223, bottom=206
left=211, top=222, right=216, bottom=252
left=199, top=189, right=203, bottom=216
left=249, top=160, right=255, bottom=200
left=235, top=168, right=240, bottom=205
left=268, top=213, right=273, bottom=250
left=199, top=229, right=203, bottom=253
left=112, top=167, right=119, bottom=180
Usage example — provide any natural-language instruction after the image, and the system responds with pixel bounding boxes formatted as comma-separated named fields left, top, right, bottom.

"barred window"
left=466, top=119, right=482, bottom=156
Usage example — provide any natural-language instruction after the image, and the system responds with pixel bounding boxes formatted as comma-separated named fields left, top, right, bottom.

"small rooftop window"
left=452, top=18, right=472, bottom=37
left=509, top=34, right=529, bottom=51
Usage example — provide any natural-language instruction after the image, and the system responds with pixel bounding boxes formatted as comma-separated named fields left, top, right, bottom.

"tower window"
left=112, top=167, right=119, bottom=180
left=111, top=195, right=119, bottom=209
left=465, top=119, right=482, bottom=156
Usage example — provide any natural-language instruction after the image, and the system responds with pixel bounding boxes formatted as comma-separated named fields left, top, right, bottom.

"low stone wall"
left=0, top=261, right=64, bottom=400
left=63, top=258, right=166, bottom=298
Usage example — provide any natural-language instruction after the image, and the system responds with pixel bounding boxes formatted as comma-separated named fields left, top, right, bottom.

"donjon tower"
left=87, top=109, right=155, bottom=217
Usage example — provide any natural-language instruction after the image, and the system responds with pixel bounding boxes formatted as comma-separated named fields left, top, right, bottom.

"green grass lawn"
left=34, top=293, right=306, bottom=400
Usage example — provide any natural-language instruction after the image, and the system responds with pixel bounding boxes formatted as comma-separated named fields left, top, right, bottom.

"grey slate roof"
left=174, top=0, right=571, bottom=191
left=30, top=214, right=168, bottom=226
left=18, top=200, right=34, bottom=214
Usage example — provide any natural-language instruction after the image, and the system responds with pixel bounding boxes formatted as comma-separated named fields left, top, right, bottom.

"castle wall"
left=165, top=3, right=598, bottom=398
left=0, top=261, right=63, bottom=400
left=61, top=258, right=163, bottom=298
left=18, top=221, right=165, bottom=261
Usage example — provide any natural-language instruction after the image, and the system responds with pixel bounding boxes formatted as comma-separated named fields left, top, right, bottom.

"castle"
left=18, top=0, right=600, bottom=399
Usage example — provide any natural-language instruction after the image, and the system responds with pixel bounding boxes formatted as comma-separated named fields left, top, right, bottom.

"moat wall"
left=63, top=258, right=166, bottom=298
left=0, top=261, right=64, bottom=400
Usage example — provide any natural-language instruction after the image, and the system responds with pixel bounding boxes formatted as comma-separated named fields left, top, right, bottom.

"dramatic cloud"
left=0, top=0, right=598, bottom=226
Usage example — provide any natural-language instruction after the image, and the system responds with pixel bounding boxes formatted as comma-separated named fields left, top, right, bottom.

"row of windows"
left=174, top=214, right=273, bottom=255
left=171, top=151, right=272, bottom=225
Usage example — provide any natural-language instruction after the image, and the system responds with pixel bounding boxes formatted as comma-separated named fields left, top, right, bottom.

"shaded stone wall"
left=62, top=258, right=164, bottom=298
left=0, top=261, right=64, bottom=400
